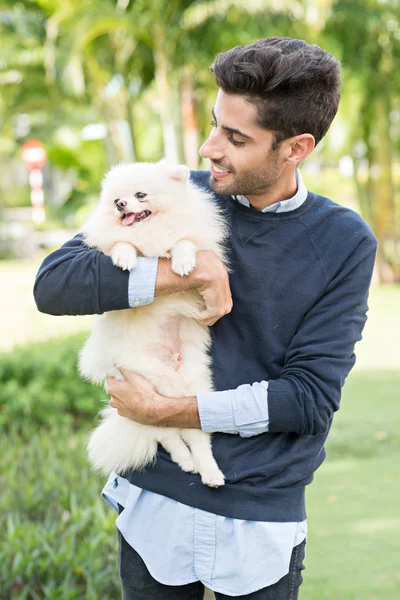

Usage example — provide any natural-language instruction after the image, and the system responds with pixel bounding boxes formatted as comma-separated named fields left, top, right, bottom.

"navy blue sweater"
left=34, top=171, right=377, bottom=522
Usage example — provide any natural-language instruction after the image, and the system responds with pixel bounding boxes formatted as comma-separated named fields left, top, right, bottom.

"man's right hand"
left=155, top=251, right=233, bottom=326
left=191, top=251, right=233, bottom=326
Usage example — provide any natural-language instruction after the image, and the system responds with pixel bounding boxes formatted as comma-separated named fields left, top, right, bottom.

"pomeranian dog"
left=79, top=160, right=227, bottom=487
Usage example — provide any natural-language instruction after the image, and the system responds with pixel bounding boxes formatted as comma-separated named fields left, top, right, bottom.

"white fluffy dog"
left=79, top=161, right=227, bottom=487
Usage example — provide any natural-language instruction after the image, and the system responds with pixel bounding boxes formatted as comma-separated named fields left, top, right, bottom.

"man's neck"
left=246, top=168, right=298, bottom=211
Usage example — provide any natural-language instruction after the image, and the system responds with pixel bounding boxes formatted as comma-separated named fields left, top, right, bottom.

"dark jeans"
left=118, top=530, right=306, bottom=600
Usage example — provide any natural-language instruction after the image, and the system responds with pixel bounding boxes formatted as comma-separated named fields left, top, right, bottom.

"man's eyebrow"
left=211, top=108, right=254, bottom=141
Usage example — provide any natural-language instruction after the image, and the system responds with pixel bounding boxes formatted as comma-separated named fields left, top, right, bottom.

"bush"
left=0, top=423, right=119, bottom=599
left=0, top=334, right=105, bottom=429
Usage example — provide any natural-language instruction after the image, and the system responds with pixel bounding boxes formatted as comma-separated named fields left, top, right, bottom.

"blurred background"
left=0, top=0, right=399, bottom=598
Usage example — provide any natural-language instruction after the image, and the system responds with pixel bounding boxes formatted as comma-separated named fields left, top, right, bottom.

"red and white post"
left=21, top=140, right=47, bottom=224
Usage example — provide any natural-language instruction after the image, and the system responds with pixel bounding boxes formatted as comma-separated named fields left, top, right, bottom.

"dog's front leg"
left=110, top=242, right=138, bottom=271
left=171, top=240, right=197, bottom=276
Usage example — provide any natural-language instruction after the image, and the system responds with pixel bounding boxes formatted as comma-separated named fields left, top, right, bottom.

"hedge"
left=0, top=334, right=105, bottom=429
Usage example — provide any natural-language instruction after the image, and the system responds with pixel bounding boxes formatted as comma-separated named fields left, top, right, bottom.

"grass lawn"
left=303, top=371, right=400, bottom=599
left=0, top=258, right=91, bottom=353
left=1, top=259, right=399, bottom=598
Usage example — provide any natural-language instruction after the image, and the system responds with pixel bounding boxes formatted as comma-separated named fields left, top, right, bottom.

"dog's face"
left=100, top=161, right=190, bottom=227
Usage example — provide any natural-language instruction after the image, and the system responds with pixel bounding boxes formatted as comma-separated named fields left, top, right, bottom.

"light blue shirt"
left=102, top=169, right=308, bottom=595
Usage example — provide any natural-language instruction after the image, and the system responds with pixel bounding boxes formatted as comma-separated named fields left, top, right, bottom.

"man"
left=34, top=37, right=377, bottom=599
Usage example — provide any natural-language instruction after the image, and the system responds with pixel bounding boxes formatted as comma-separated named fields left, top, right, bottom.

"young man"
left=34, top=38, right=377, bottom=599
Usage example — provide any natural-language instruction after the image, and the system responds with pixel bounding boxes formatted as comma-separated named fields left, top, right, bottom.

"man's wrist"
left=153, top=393, right=201, bottom=429
left=155, top=259, right=197, bottom=296
left=154, top=252, right=216, bottom=297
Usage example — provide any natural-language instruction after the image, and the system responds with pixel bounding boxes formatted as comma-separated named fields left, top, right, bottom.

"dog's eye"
left=114, top=199, right=119, bottom=205
left=135, top=192, right=147, bottom=200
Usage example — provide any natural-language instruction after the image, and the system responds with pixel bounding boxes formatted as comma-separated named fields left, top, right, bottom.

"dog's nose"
left=116, top=200, right=127, bottom=211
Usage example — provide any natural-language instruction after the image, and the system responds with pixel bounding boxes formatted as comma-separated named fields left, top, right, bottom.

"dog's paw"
left=172, top=254, right=197, bottom=276
left=111, top=243, right=137, bottom=271
left=171, top=241, right=197, bottom=276
left=179, top=457, right=199, bottom=474
left=200, top=468, right=225, bottom=488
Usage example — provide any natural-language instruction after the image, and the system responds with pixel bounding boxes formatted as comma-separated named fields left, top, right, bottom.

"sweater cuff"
left=128, top=257, right=158, bottom=307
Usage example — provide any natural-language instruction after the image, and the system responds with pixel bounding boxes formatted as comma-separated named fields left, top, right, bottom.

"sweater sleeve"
left=34, top=234, right=143, bottom=316
left=267, top=235, right=377, bottom=436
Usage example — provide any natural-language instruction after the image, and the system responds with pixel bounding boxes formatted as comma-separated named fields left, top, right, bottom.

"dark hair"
left=211, top=37, right=341, bottom=147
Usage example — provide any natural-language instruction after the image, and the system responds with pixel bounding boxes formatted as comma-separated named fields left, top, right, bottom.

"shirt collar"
left=233, top=169, right=308, bottom=213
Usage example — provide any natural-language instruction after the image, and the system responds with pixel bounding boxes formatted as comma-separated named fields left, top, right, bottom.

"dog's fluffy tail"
left=87, top=407, right=158, bottom=476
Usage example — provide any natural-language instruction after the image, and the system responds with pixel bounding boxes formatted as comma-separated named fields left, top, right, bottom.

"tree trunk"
left=153, top=24, right=179, bottom=163
left=124, top=86, right=137, bottom=162
left=373, top=94, right=395, bottom=283
left=181, top=67, right=199, bottom=169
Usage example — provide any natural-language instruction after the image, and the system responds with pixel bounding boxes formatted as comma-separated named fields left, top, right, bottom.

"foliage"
left=0, top=424, right=119, bottom=600
left=0, top=333, right=105, bottom=429
left=0, top=1, right=399, bottom=275
left=324, top=0, right=400, bottom=281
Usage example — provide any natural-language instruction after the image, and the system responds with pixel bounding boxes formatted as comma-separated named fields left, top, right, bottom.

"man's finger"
left=106, top=376, right=114, bottom=389
left=196, top=312, right=217, bottom=326
left=199, top=319, right=217, bottom=326
left=195, top=309, right=211, bottom=321
left=112, top=366, right=134, bottom=381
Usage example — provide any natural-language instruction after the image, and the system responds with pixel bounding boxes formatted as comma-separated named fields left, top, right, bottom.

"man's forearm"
left=155, top=394, right=201, bottom=428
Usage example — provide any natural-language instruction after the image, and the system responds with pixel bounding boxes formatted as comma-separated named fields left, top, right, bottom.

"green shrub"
left=0, top=334, right=105, bottom=429
left=0, top=423, right=119, bottom=599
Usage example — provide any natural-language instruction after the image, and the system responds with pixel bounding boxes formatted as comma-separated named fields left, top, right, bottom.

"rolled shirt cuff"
left=128, top=257, right=158, bottom=307
left=197, top=381, right=269, bottom=438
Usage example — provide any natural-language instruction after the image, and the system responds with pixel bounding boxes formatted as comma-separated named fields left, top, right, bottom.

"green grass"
left=303, top=371, right=400, bottom=599
left=0, top=259, right=91, bottom=353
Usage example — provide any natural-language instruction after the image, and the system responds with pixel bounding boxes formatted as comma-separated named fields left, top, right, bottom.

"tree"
left=325, top=0, right=400, bottom=281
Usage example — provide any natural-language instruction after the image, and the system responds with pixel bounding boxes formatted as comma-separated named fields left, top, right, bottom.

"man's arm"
left=154, top=382, right=269, bottom=435
left=34, top=234, right=232, bottom=324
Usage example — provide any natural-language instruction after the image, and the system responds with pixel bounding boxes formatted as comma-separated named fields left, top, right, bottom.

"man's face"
left=199, top=89, right=285, bottom=197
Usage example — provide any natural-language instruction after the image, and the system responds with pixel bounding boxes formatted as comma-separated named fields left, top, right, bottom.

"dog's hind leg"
left=180, top=429, right=225, bottom=488
left=158, top=430, right=198, bottom=474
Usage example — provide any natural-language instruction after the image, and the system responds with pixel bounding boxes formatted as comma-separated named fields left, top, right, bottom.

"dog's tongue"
left=122, top=213, right=136, bottom=226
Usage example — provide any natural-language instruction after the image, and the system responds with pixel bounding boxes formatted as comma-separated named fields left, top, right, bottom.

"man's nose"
left=199, top=132, right=224, bottom=161
left=115, top=199, right=127, bottom=211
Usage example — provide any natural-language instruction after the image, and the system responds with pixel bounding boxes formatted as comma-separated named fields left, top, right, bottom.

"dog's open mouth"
left=121, top=210, right=152, bottom=226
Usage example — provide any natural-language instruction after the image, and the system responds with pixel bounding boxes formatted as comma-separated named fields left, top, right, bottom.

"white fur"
left=79, top=161, right=228, bottom=487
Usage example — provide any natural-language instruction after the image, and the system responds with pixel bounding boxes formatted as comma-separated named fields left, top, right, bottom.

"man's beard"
left=209, top=154, right=281, bottom=197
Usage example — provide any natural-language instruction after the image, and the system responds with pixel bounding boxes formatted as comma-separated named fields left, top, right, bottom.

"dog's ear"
left=157, top=159, right=189, bottom=183
left=167, top=164, right=190, bottom=183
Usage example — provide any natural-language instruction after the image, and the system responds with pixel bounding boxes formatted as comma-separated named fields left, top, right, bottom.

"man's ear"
left=283, top=134, right=315, bottom=166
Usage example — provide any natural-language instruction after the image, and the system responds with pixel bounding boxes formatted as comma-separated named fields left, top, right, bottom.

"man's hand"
left=192, top=251, right=233, bottom=326
left=155, top=250, right=233, bottom=327
left=108, top=369, right=161, bottom=425
left=107, top=368, right=201, bottom=428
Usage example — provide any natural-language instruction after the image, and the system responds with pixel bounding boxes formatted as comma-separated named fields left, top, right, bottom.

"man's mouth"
left=121, top=210, right=152, bottom=226
left=210, top=163, right=232, bottom=180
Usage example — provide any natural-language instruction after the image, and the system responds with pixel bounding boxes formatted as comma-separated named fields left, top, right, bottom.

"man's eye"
left=135, top=192, right=147, bottom=199
left=229, top=137, right=245, bottom=147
